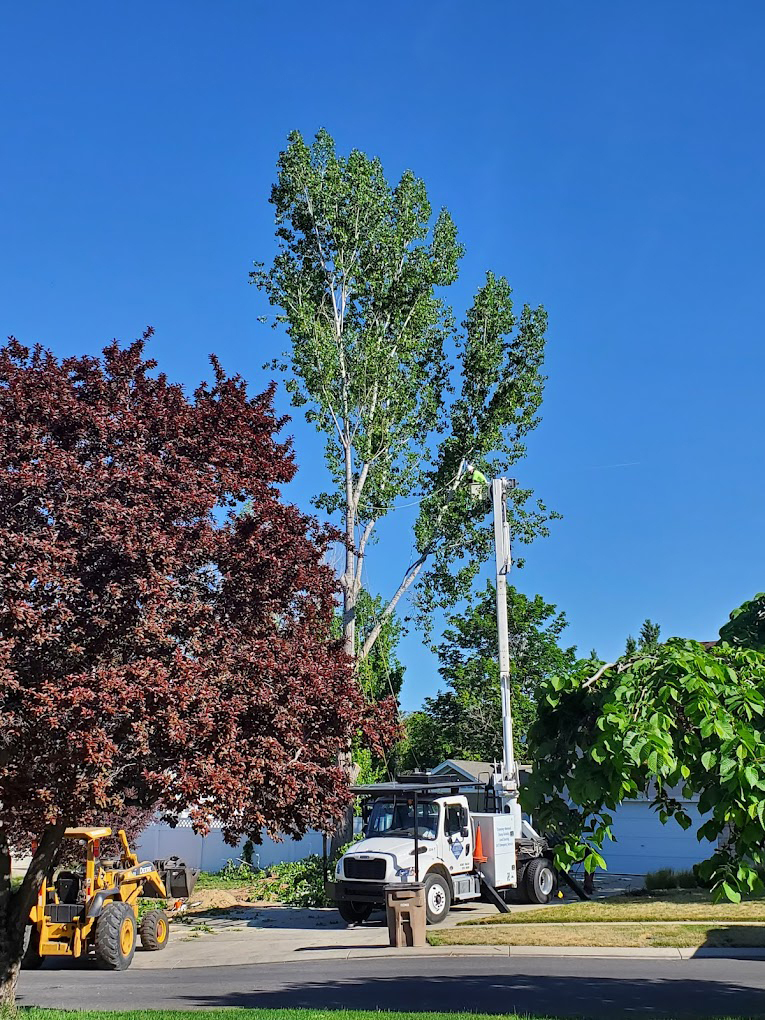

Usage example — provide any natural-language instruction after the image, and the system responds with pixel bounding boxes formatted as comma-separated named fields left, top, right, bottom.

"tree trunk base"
left=0, top=957, right=20, bottom=1011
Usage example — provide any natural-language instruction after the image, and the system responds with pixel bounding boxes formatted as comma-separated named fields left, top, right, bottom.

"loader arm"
left=117, top=829, right=139, bottom=868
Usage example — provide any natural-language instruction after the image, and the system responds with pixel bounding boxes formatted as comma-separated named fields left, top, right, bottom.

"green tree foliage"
left=625, top=619, right=660, bottom=656
left=342, top=590, right=406, bottom=784
left=524, top=596, right=765, bottom=902
left=252, top=129, right=555, bottom=659
left=720, top=593, right=765, bottom=651
left=639, top=618, right=661, bottom=652
left=400, top=583, right=577, bottom=770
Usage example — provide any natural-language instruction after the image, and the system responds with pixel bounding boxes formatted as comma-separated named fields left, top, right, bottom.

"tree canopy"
left=252, top=129, right=555, bottom=659
left=0, top=334, right=395, bottom=1003
left=524, top=595, right=765, bottom=902
left=400, top=583, right=578, bottom=770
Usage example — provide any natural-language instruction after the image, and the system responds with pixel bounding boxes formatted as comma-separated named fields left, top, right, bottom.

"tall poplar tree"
left=252, top=130, right=556, bottom=660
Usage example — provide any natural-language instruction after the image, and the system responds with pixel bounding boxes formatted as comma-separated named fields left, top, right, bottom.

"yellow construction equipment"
left=23, top=826, right=195, bottom=971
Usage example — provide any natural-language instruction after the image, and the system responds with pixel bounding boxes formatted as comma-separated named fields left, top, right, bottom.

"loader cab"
left=42, top=827, right=113, bottom=916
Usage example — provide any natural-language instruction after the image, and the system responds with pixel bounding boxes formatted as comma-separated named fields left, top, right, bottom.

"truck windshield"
left=366, top=798, right=440, bottom=840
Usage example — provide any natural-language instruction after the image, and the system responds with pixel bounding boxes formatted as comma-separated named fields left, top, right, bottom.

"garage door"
left=604, top=801, right=714, bottom=875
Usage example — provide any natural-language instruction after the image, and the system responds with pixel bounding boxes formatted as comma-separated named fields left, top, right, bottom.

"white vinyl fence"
left=135, top=818, right=324, bottom=873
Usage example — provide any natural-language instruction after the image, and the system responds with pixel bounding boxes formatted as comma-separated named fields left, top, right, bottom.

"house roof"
left=432, top=759, right=534, bottom=782
left=432, top=760, right=496, bottom=782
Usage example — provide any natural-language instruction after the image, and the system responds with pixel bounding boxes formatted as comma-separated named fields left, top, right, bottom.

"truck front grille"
left=344, top=857, right=386, bottom=881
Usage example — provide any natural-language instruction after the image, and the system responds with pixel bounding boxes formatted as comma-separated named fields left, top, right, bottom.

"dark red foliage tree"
left=0, top=332, right=395, bottom=1003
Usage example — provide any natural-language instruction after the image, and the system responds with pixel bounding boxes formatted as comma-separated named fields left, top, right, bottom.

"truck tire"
left=424, top=872, right=451, bottom=924
left=139, top=908, right=170, bottom=951
left=95, top=902, right=137, bottom=970
left=524, top=858, right=556, bottom=904
left=338, top=901, right=373, bottom=924
left=21, top=925, right=44, bottom=969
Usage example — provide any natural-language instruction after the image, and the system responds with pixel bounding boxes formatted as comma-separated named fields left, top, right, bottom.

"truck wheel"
left=524, top=858, right=556, bottom=904
left=338, top=901, right=373, bottom=924
left=424, top=872, right=451, bottom=924
left=139, top=908, right=170, bottom=951
left=95, top=902, right=136, bottom=970
left=21, top=925, right=44, bottom=969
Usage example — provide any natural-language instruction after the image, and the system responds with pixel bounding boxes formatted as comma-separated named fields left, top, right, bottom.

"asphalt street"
left=17, top=955, right=765, bottom=1017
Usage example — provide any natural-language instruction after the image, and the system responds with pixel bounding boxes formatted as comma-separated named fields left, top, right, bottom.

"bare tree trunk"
left=0, top=820, right=65, bottom=1007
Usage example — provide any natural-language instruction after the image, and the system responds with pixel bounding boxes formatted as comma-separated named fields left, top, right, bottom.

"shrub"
left=644, top=867, right=700, bottom=891
left=645, top=868, right=676, bottom=891
left=676, top=869, right=699, bottom=889
left=197, top=838, right=362, bottom=906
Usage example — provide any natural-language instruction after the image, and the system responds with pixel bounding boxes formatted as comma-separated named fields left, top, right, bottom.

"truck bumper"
left=327, top=880, right=387, bottom=905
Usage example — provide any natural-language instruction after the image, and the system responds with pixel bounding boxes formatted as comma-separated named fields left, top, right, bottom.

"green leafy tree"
left=400, top=583, right=577, bottom=770
left=252, top=129, right=555, bottom=660
left=524, top=596, right=765, bottom=903
left=624, top=635, right=637, bottom=656
left=720, top=593, right=765, bottom=651
left=639, top=618, right=661, bottom=652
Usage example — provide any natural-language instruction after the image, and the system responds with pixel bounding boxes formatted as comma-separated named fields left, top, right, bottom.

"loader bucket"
left=154, top=856, right=200, bottom=899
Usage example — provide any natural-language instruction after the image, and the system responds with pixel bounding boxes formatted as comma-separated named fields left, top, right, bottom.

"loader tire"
left=139, top=908, right=170, bottom=951
left=95, top=902, right=136, bottom=970
left=21, top=925, right=44, bottom=969
left=524, top=857, right=556, bottom=904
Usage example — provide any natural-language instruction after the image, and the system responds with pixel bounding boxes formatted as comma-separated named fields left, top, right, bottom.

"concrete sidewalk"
left=134, top=900, right=522, bottom=969
left=132, top=902, right=765, bottom=969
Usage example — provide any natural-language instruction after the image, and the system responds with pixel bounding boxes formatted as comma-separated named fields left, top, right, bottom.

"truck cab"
left=330, top=776, right=557, bottom=925
left=330, top=781, right=484, bottom=925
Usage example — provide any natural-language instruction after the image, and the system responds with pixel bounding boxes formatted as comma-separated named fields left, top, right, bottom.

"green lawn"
left=10, top=1010, right=765, bottom=1020
left=460, top=891, right=765, bottom=925
left=14, top=1011, right=564, bottom=1020
left=430, top=923, right=765, bottom=949
left=195, top=871, right=261, bottom=891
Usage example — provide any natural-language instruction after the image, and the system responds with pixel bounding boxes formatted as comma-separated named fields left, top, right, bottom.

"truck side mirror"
left=461, top=826, right=470, bottom=838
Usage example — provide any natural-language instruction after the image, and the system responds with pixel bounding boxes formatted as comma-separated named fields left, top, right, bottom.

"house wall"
left=135, top=820, right=324, bottom=873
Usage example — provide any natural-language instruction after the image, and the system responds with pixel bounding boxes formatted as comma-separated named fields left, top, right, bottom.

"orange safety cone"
left=473, top=825, right=487, bottom=863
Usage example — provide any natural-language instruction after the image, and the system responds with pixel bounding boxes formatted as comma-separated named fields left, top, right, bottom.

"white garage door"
left=604, top=801, right=714, bottom=875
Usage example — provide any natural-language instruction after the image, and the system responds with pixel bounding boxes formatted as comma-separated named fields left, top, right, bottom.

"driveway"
left=133, top=899, right=506, bottom=969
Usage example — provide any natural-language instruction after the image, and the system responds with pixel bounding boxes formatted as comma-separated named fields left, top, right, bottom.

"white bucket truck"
left=330, top=474, right=561, bottom=925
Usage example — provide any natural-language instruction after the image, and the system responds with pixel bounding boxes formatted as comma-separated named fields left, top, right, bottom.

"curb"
left=344, top=945, right=765, bottom=961
left=133, top=943, right=765, bottom=970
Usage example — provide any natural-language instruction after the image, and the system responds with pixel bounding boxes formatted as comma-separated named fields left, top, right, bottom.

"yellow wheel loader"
left=22, top=826, right=198, bottom=971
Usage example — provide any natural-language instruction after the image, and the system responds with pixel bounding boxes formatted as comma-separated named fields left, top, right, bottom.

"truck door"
left=443, top=801, right=473, bottom=875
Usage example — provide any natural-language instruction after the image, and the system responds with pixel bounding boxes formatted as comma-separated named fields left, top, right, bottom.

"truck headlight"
left=335, top=861, right=343, bottom=877
left=396, top=867, right=414, bottom=881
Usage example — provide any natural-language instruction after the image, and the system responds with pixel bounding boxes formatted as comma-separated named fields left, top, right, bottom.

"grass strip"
left=460, top=892, right=765, bottom=925
left=13, top=1010, right=564, bottom=1020
left=430, top=922, right=765, bottom=949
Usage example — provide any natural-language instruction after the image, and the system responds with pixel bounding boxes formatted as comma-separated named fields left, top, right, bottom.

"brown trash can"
left=385, top=882, right=426, bottom=947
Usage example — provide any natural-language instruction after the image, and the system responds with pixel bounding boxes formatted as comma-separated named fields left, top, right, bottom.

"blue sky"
left=3, top=2, right=762, bottom=710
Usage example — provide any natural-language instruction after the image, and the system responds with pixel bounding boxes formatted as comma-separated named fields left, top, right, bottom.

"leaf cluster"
left=524, top=600, right=765, bottom=901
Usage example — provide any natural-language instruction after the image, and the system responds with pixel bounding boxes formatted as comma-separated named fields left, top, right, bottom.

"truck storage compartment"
left=472, top=812, right=517, bottom=889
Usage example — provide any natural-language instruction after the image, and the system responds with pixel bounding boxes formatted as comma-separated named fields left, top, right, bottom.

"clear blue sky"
left=3, top=2, right=762, bottom=710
